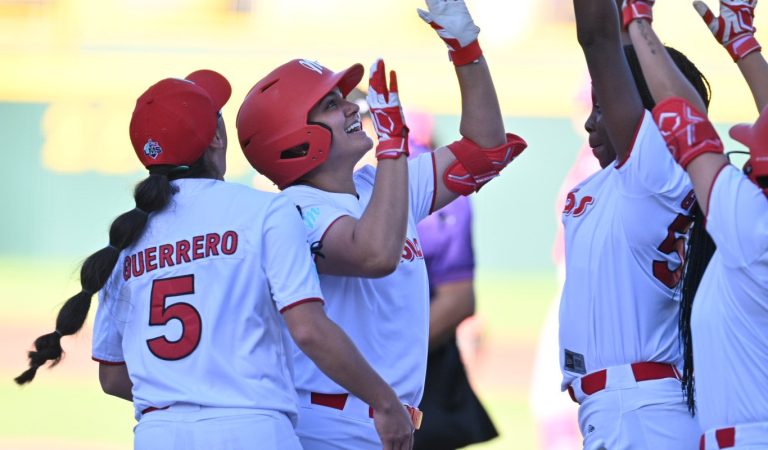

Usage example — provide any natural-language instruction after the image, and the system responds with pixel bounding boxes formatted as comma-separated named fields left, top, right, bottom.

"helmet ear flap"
left=243, top=123, right=333, bottom=190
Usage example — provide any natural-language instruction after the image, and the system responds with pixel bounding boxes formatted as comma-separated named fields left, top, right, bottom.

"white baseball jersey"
left=282, top=153, right=434, bottom=407
left=92, top=178, right=324, bottom=422
left=559, top=111, right=695, bottom=389
left=691, top=165, right=768, bottom=432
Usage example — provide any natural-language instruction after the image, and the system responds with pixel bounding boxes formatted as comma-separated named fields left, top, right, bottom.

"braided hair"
left=15, top=160, right=213, bottom=385
left=625, top=43, right=715, bottom=415
left=678, top=204, right=716, bottom=414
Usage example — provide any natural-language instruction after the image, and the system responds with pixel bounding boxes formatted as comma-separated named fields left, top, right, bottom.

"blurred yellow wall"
left=0, top=0, right=760, bottom=178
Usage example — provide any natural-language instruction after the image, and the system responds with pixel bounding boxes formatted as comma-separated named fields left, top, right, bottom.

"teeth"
left=345, top=121, right=361, bottom=133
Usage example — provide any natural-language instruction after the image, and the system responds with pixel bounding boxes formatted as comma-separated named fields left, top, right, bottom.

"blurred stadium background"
left=0, top=0, right=758, bottom=448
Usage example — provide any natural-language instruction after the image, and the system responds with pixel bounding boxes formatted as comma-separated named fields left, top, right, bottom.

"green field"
left=1, top=258, right=560, bottom=449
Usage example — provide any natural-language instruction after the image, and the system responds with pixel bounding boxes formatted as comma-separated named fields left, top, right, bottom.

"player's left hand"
left=417, top=0, right=482, bottom=66
left=367, top=58, right=409, bottom=161
left=693, top=0, right=761, bottom=61
left=622, top=0, right=655, bottom=28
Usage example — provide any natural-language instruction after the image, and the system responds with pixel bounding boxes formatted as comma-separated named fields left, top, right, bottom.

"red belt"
left=700, top=428, right=736, bottom=450
left=567, top=362, right=681, bottom=404
left=310, top=392, right=423, bottom=429
left=141, top=405, right=170, bottom=415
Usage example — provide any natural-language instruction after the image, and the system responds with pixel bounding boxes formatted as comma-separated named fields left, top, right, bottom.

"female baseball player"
left=626, top=1, right=768, bottom=447
left=235, top=1, right=526, bottom=448
left=15, top=70, right=413, bottom=450
left=561, top=0, right=712, bottom=448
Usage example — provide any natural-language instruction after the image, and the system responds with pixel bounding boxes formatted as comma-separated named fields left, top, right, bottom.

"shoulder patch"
left=302, top=207, right=321, bottom=230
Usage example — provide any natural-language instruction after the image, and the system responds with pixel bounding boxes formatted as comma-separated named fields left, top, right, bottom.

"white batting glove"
left=367, top=58, right=409, bottom=160
left=417, top=0, right=482, bottom=66
left=693, top=0, right=761, bottom=61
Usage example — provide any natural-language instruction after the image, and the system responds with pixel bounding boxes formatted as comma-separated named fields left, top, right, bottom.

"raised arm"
left=693, top=0, right=768, bottom=111
left=623, top=0, right=727, bottom=213
left=573, top=0, right=645, bottom=165
left=419, top=0, right=527, bottom=211
left=315, top=60, right=409, bottom=278
left=625, top=1, right=707, bottom=112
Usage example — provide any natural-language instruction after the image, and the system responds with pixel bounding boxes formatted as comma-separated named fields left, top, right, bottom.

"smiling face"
left=307, top=87, right=374, bottom=165
left=584, top=87, right=617, bottom=169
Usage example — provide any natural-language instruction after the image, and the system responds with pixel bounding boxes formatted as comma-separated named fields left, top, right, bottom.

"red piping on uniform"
left=279, top=297, right=324, bottom=313
left=615, top=115, right=645, bottom=169
left=429, top=152, right=438, bottom=214
left=92, top=357, right=126, bottom=366
left=313, top=215, right=348, bottom=263
left=704, top=162, right=730, bottom=226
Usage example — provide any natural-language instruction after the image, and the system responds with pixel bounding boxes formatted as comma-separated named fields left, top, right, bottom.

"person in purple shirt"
left=409, top=111, right=498, bottom=450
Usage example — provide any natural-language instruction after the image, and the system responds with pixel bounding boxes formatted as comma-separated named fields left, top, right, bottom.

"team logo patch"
left=143, top=139, right=163, bottom=159
left=299, top=59, right=324, bottom=75
left=302, top=207, right=320, bottom=230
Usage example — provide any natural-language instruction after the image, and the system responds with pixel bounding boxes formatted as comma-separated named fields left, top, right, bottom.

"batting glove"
left=694, top=0, right=761, bottom=61
left=367, top=59, right=409, bottom=161
left=622, top=0, right=655, bottom=28
left=417, top=0, right=482, bottom=66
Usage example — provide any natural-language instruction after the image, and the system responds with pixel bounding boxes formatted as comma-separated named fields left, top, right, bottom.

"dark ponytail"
left=15, top=172, right=177, bottom=385
left=678, top=202, right=716, bottom=414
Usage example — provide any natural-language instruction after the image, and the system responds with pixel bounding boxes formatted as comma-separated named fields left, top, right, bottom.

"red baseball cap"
left=130, top=69, right=232, bottom=168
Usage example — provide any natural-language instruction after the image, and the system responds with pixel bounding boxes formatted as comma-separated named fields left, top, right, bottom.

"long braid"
left=15, top=173, right=177, bottom=385
left=678, top=203, right=716, bottom=414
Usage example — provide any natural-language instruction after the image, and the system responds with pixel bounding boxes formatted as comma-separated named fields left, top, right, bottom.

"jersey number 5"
left=147, top=275, right=201, bottom=361
left=652, top=214, right=692, bottom=288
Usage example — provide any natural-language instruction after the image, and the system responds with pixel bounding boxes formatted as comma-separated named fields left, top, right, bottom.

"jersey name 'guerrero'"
left=122, top=230, right=239, bottom=281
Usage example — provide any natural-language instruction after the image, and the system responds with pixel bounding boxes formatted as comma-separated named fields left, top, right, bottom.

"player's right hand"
left=622, top=0, right=655, bottom=28
left=372, top=402, right=415, bottom=450
left=367, top=58, right=409, bottom=161
left=693, top=0, right=762, bottom=61
left=417, top=0, right=482, bottom=66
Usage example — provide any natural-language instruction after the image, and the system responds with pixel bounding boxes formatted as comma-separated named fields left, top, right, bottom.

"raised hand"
left=622, top=0, right=655, bottom=28
left=693, top=0, right=761, bottom=61
left=417, top=0, right=482, bottom=66
left=367, top=58, right=409, bottom=160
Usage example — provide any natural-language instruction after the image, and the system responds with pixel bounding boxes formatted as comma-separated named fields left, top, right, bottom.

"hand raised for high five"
left=693, top=0, right=762, bottom=61
left=417, top=0, right=482, bottom=66
left=367, top=59, right=409, bottom=161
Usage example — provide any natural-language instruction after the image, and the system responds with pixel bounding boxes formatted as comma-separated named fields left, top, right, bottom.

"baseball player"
left=560, top=0, right=713, bottom=448
left=235, top=2, right=526, bottom=448
left=16, top=70, right=412, bottom=449
left=406, top=119, right=498, bottom=450
left=629, top=1, right=768, bottom=447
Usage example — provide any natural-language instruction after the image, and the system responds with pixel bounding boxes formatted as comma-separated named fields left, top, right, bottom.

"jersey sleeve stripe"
left=429, top=152, right=438, bottom=215
left=614, top=114, right=645, bottom=170
left=704, top=162, right=731, bottom=226
left=279, top=297, right=324, bottom=314
left=313, top=215, right=348, bottom=263
left=92, top=357, right=126, bottom=366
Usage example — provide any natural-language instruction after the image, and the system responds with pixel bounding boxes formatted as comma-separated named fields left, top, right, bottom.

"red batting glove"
left=694, top=0, right=761, bottom=61
left=417, top=0, right=482, bottom=66
left=367, top=59, right=409, bottom=161
left=622, top=0, right=655, bottom=28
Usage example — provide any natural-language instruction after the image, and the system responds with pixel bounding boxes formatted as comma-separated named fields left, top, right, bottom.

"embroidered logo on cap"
left=144, top=139, right=163, bottom=159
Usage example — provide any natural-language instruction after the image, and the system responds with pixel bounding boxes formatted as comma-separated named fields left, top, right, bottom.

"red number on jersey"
left=146, top=275, right=201, bottom=361
left=652, top=214, right=693, bottom=288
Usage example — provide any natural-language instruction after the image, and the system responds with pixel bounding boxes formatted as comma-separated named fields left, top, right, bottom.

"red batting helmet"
left=730, top=105, right=768, bottom=196
left=236, top=59, right=364, bottom=189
